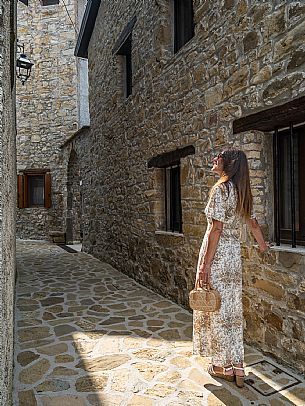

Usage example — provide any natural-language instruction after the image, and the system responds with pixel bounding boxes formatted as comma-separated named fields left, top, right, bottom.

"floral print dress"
left=193, top=181, right=248, bottom=366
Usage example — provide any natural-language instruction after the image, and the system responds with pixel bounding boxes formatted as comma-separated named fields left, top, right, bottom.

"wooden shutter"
left=17, top=174, right=25, bottom=208
left=44, top=173, right=52, bottom=208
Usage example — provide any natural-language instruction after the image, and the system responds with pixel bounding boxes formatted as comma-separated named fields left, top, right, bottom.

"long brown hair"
left=212, top=148, right=253, bottom=219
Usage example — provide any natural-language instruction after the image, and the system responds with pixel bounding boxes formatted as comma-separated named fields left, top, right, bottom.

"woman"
left=193, top=148, right=268, bottom=388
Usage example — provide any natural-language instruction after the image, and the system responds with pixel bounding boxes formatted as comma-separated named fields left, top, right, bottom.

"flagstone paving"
left=13, top=240, right=305, bottom=406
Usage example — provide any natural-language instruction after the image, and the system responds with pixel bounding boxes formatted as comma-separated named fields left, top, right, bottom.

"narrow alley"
left=13, top=241, right=305, bottom=406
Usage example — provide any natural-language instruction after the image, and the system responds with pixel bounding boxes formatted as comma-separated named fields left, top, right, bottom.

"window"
left=18, top=170, right=52, bottom=208
left=174, top=0, right=194, bottom=53
left=233, top=95, right=305, bottom=248
left=165, top=163, right=182, bottom=233
left=28, top=175, right=44, bottom=206
left=41, top=0, right=59, bottom=5
left=274, top=124, right=305, bottom=246
left=112, top=16, right=137, bottom=99
left=148, top=145, right=194, bottom=234
left=117, top=34, right=132, bottom=98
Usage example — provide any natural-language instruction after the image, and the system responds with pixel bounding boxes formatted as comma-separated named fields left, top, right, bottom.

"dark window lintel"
left=21, top=168, right=50, bottom=174
left=233, top=96, right=305, bottom=133
left=41, top=0, right=59, bottom=5
left=148, top=145, right=195, bottom=168
left=112, top=16, right=137, bottom=55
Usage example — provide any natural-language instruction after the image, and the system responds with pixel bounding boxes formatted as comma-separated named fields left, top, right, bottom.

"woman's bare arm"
left=246, top=218, right=268, bottom=252
left=197, top=219, right=223, bottom=287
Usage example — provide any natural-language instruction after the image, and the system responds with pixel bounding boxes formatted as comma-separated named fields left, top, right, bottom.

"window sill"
left=123, top=93, right=133, bottom=103
left=269, top=244, right=305, bottom=255
left=155, top=230, right=184, bottom=238
left=19, top=207, right=48, bottom=210
left=253, top=244, right=305, bottom=255
left=162, top=35, right=196, bottom=74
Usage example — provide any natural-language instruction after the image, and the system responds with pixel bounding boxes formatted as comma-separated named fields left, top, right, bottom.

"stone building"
left=16, top=0, right=89, bottom=241
left=71, top=0, right=305, bottom=373
left=0, top=0, right=17, bottom=403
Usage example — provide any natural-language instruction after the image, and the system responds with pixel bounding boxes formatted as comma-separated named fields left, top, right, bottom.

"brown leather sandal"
left=208, top=364, right=235, bottom=382
left=232, top=365, right=245, bottom=388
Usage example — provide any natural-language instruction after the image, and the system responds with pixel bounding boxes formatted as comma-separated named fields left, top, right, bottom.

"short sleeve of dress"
left=205, top=186, right=226, bottom=223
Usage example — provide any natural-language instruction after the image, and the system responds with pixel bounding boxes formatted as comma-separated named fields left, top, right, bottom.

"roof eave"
left=74, top=0, right=101, bottom=59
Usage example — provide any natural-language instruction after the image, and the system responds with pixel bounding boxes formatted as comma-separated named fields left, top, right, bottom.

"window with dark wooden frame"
left=174, top=0, right=194, bottom=53
left=112, top=16, right=136, bottom=99
left=18, top=171, right=52, bottom=209
left=41, top=0, right=59, bottom=6
left=165, top=163, right=182, bottom=233
left=117, top=34, right=132, bottom=98
left=233, top=96, right=305, bottom=248
left=274, top=124, right=305, bottom=247
left=148, top=145, right=195, bottom=234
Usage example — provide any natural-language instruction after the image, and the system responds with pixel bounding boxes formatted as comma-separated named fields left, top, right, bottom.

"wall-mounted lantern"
left=16, top=42, right=34, bottom=85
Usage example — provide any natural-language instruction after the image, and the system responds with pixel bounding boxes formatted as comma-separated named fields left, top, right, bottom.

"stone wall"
left=16, top=0, right=79, bottom=240
left=62, top=127, right=91, bottom=245
left=69, top=0, right=305, bottom=373
left=66, top=149, right=82, bottom=243
left=0, top=0, right=17, bottom=403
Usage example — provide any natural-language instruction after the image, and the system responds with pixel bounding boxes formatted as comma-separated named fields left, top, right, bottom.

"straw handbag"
left=189, top=284, right=221, bottom=312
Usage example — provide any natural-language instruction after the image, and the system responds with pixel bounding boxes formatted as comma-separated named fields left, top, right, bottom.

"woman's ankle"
left=232, top=363, right=245, bottom=376
left=213, top=364, right=234, bottom=374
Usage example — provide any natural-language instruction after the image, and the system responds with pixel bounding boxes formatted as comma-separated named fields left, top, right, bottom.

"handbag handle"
left=195, top=281, right=211, bottom=291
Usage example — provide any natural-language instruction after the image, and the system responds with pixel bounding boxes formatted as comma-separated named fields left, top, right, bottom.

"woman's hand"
left=196, top=262, right=211, bottom=288
left=259, top=241, right=273, bottom=253
left=247, top=218, right=272, bottom=254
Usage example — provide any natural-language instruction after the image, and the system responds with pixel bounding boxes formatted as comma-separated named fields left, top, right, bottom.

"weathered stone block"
left=19, top=359, right=51, bottom=384
left=251, top=3, right=272, bottom=25
left=262, top=73, right=304, bottom=100
left=291, top=319, right=304, bottom=341
left=243, top=31, right=259, bottom=53
left=289, top=294, right=305, bottom=313
left=49, top=231, right=66, bottom=244
left=252, top=278, right=285, bottom=300
left=264, top=7, right=286, bottom=37
left=245, top=312, right=264, bottom=342
left=265, top=329, right=278, bottom=347
left=289, top=3, right=305, bottom=21
left=251, top=65, right=272, bottom=85
left=277, top=251, right=304, bottom=269
left=17, top=351, right=40, bottom=367
left=265, top=311, right=283, bottom=331
left=76, top=375, right=108, bottom=392
left=18, top=390, right=37, bottom=406
left=274, top=20, right=305, bottom=61
left=223, top=0, right=234, bottom=10
left=223, top=66, right=249, bottom=98
left=287, top=49, right=305, bottom=71
left=205, top=83, right=223, bottom=109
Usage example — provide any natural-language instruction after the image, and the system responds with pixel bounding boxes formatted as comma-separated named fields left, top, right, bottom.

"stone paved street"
left=13, top=241, right=305, bottom=406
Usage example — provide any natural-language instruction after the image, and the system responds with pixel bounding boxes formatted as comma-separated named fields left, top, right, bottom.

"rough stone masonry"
left=65, top=0, right=305, bottom=374
left=0, top=0, right=17, bottom=404
left=16, top=0, right=79, bottom=240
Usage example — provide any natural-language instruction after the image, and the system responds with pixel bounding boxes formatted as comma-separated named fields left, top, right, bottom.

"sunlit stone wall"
left=16, top=0, right=79, bottom=239
left=67, top=0, right=305, bottom=373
